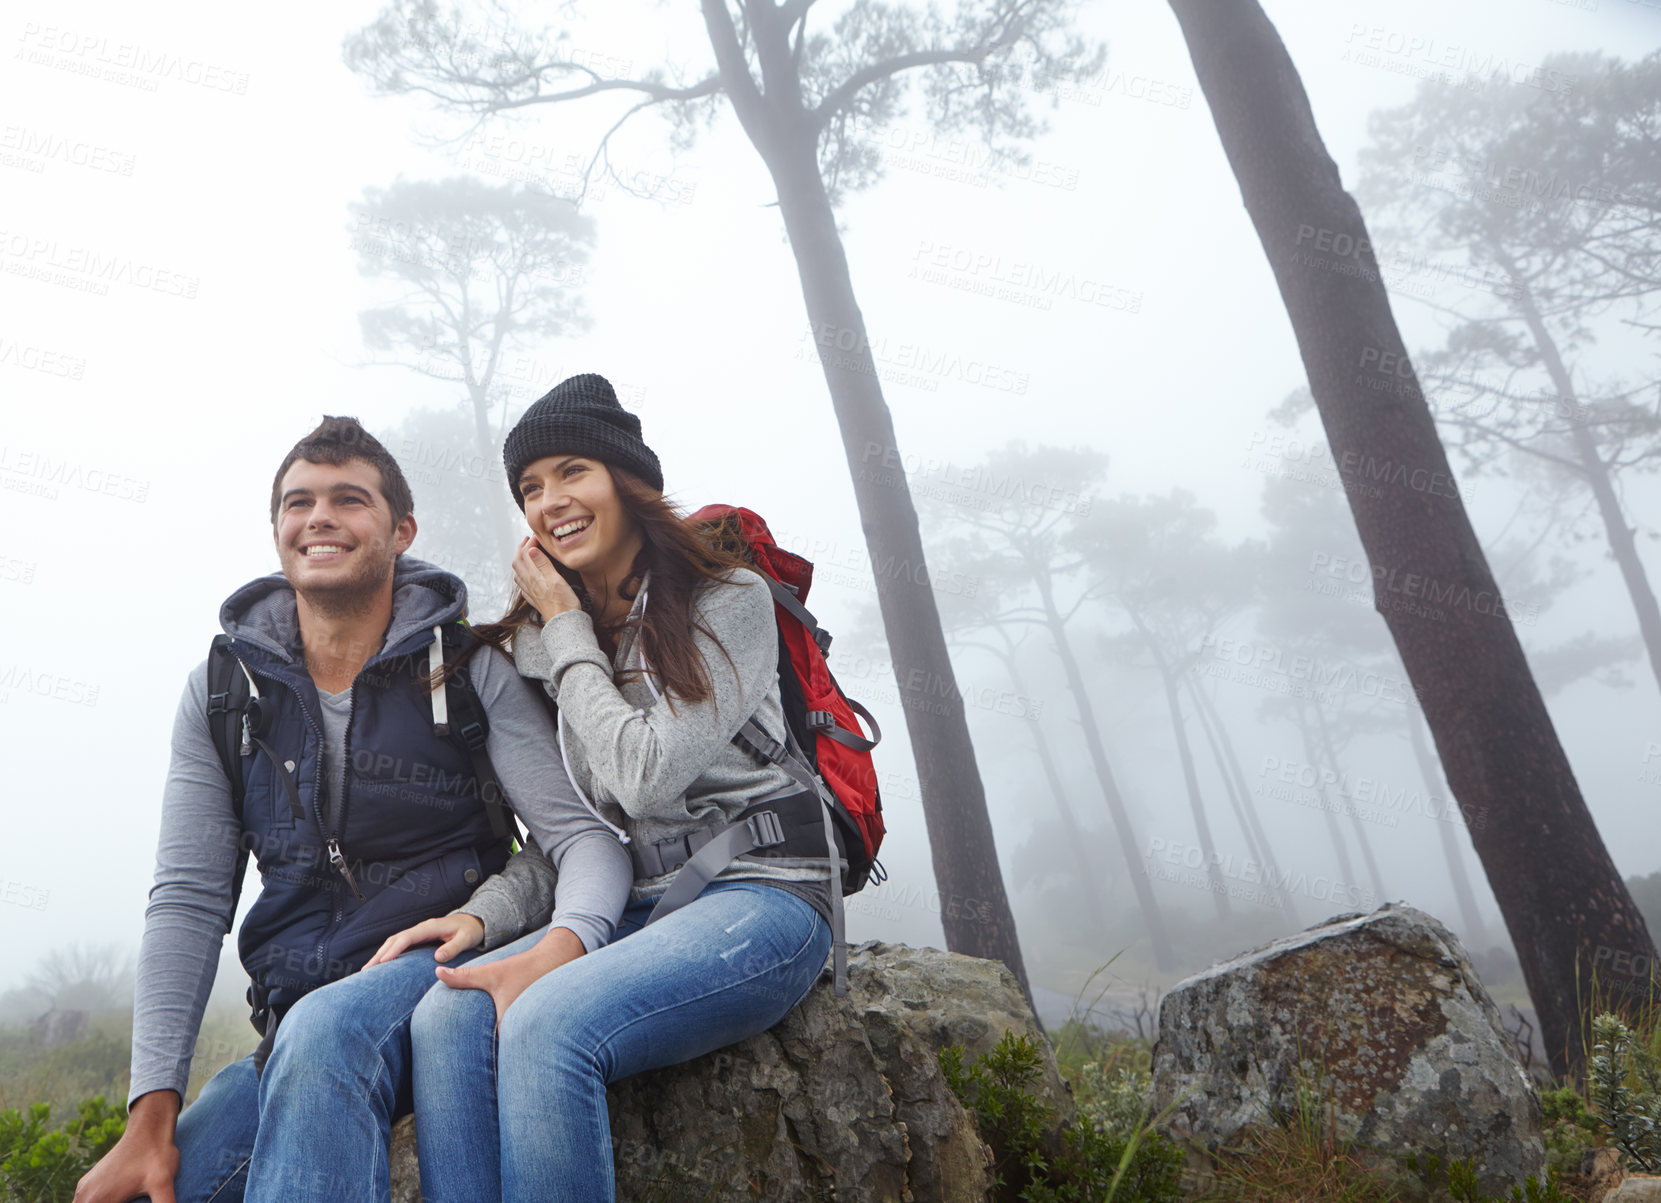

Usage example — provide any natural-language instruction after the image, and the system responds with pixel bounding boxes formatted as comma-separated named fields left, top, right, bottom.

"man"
left=76, top=417, right=630, bottom=1203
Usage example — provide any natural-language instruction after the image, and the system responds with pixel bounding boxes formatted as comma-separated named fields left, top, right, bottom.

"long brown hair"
left=466, top=465, right=757, bottom=711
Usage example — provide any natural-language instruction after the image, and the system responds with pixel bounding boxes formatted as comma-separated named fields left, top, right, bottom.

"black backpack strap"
left=206, top=636, right=253, bottom=930
left=436, top=625, right=517, bottom=845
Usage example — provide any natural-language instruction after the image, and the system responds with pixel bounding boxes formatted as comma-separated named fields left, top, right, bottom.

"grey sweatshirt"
left=462, top=566, right=836, bottom=931
left=128, top=558, right=632, bottom=1106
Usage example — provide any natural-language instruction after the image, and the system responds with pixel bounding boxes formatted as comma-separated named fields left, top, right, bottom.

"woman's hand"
left=513, top=536, right=583, bottom=621
left=364, top=913, right=485, bottom=968
left=435, top=926, right=587, bottom=1028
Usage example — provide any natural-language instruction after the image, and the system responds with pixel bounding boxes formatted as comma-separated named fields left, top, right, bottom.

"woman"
left=370, top=373, right=838, bottom=1202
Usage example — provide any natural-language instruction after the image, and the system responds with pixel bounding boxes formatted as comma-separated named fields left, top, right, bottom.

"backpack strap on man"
left=431, top=625, right=516, bottom=846
left=206, top=636, right=253, bottom=929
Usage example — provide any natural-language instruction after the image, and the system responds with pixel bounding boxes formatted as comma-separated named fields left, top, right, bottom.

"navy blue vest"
left=229, top=624, right=510, bottom=1015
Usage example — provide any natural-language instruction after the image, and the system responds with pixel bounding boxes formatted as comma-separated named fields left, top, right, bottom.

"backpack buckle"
left=814, top=628, right=832, bottom=655
left=207, top=691, right=234, bottom=715
left=745, top=809, right=786, bottom=849
left=736, top=727, right=787, bottom=765
left=457, top=719, right=487, bottom=751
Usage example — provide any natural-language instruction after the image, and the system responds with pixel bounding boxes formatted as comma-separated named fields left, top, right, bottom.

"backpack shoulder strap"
left=437, top=624, right=518, bottom=845
left=205, top=635, right=252, bottom=929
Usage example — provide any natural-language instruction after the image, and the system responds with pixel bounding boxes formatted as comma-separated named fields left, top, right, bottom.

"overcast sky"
left=3, top=0, right=1659, bottom=1002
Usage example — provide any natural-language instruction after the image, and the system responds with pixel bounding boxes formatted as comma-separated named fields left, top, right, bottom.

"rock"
left=1609, top=1178, right=1661, bottom=1202
left=1151, top=902, right=1544, bottom=1199
left=1578, top=1146, right=1629, bottom=1203
left=390, top=940, right=1058, bottom=1201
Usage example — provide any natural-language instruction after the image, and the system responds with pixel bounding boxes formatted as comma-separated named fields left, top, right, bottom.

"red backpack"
left=688, top=504, right=887, bottom=891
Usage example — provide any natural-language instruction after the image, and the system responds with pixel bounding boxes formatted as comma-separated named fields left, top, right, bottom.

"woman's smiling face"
left=517, top=455, right=638, bottom=576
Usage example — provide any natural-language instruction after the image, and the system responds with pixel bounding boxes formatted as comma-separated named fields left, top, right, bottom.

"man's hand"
left=365, top=913, right=485, bottom=968
left=435, top=926, right=586, bottom=1028
left=74, top=1090, right=181, bottom=1203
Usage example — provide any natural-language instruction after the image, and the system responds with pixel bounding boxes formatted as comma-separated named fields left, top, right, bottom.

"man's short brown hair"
left=269, top=416, right=414, bottom=527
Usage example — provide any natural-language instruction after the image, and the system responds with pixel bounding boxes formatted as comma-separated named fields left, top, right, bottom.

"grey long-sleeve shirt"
left=462, top=567, right=836, bottom=933
left=129, top=640, right=631, bottom=1106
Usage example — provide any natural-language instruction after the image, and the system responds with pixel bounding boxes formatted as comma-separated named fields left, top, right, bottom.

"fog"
left=3, top=0, right=1659, bottom=1032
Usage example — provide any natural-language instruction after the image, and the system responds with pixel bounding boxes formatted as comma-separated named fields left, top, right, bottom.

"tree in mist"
left=344, top=1, right=1107, bottom=992
left=912, top=442, right=1176, bottom=971
left=1169, top=0, right=1658, bottom=1074
left=1259, top=399, right=1641, bottom=950
left=1069, top=488, right=1291, bottom=919
left=1358, top=51, right=1661, bottom=699
left=24, top=943, right=133, bottom=1014
left=385, top=404, right=523, bottom=613
left=934, top=596, right=1117, bottom=949
left=351, top=175, right=596, bottom=599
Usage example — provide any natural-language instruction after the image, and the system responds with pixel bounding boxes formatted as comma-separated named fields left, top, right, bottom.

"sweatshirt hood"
left=220, top=556, right=468, bottom=665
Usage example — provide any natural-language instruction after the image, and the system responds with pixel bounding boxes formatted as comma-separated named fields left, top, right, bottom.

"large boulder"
left=1151, top=903, right=1544, bottom=1198
left=392, top=940, right=1064, bottom=1202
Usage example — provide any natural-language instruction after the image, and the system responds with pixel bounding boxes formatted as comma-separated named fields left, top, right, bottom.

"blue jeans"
left=411, top=880, right=832, bottom=1203
left=159, top=944, right=477, bottom=1203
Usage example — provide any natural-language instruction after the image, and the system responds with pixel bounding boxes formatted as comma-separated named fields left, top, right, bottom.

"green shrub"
left=1536, top=1084, right=1604, bottom=1177
left=1401, top=1152, right=1571, bottom=1203
left=0, top=1096, right=126, bottom=1203
left=941, top=1031, right=1181, bottom=1203
left=1588, top=1012, right=1661, bottom=1172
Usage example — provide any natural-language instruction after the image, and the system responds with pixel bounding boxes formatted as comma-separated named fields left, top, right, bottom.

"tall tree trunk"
left=1310, top=699, right=1389, bottom=902
left=1170, top=0, right=1657, bottom=1075
left=1134, top=616, right=1229, bottom=918
left=1406, top=700, right=1489, bottom=947
left=1031, top=568, right=1176, bottom=970
left=1505, top=264, right=1661, bottom=700
left=1001, top=652, right=1117, bottom=941
left=1186, top=675, right=1296, bottom=918
left=1294, top=702, right=1360, bottom=892
left=699, top=3, right=1030, bottom=997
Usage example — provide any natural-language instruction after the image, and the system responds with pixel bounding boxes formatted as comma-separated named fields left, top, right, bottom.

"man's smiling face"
left=273, top=458, right=415, bottom=605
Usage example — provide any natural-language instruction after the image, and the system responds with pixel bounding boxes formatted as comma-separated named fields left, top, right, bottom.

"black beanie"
left=501, top=373, right=663, bottom=505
